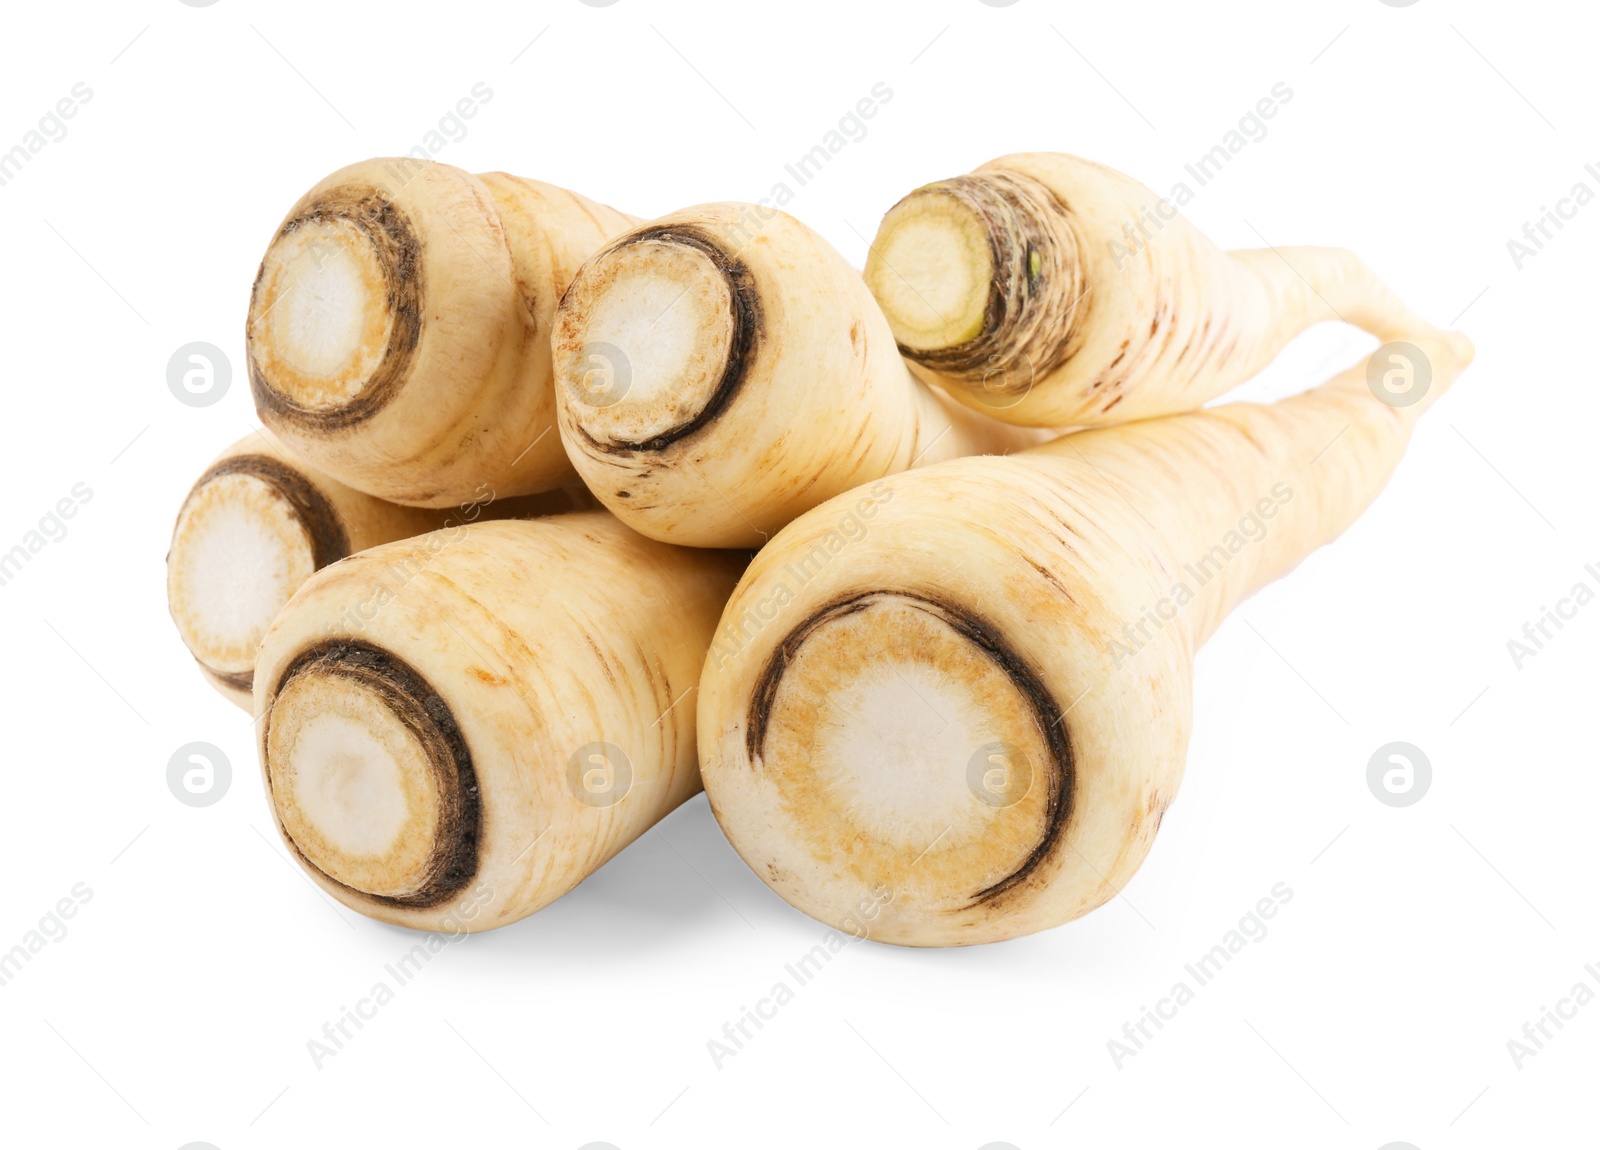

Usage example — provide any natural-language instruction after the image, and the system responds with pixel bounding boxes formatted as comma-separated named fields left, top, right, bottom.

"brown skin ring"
left=264, top=639, right=482, bottom=909
left=894, top=173, right=1086, bottom=393
left=743, top=591, right=1073, bottom=907
left=180, top=454, right=350, bottom=689
left=566, top=223, right=764, bottom=454
left=247, top=185, right=425, bottom=432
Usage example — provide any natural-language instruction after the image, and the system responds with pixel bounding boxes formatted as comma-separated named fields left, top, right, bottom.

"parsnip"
left=247, top=157, right=636, bottom=507
left=166, top=431, right=588, bottom=711
left=552, top=205, right=1050, bottom=548
left=698, top=323, right=1473, bottom=946
left=866, top=152, right=1429, bottom=427
left=253, top=512, right=744, bottom=931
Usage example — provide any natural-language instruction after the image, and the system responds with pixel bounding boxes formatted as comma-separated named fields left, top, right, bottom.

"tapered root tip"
left=740, top=593, right=1071, bottom=938
left=167, top=457, right=347, bottom=692
left=555, top=226, right=757, bottom=453
left=263, top=641, right=480, bottom=908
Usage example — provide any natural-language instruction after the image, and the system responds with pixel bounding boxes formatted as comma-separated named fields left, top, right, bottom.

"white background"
left=0, top=1, right=1591, bottom=1147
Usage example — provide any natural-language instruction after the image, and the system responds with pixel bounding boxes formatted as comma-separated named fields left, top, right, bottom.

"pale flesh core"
left=865, top=195, right=993, bottom=352
left=556, top=238, right=734, bottom=446
left=267, top=668, right=445, bottom=900
left=865, top=167, right=1085, bottom=404
left=753, top=595, right=1060, bottom=918
left=166, top=471, right=317, bottom=680
left=249, top=217, right=395, bottom=411
left=267, top=665, right=457, bottom=908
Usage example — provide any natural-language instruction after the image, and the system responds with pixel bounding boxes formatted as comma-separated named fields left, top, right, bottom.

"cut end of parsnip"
left=167, top=457, right=346, bottom=691
left=745, top=593, right=1068, bottom=928
left=264, top=640, right=479, bottom=907
left=866, top=172, right=1085, bottom=396
left=555, top=229, right=749, bottom=452
left=865, top=192, right=993, bottom=353
left=248, top=183, right=422, bottom=430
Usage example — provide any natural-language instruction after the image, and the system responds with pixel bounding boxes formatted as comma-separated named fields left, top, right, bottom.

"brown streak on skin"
left=1236, top=425, right=1271, bottom=457
left=1026, top=560, right=1075, bottom=604
left=249, top=185, right=425, bottom=431
left=790, top=473, right=823, bottom=501
left=844, top=419, right=871, bottom=464
left=584, top=634, right=618, bottom=687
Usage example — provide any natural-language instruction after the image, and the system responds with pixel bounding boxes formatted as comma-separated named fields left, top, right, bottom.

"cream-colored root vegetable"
left=247, top=157, right=636, bottom=507
left=253, top=512, right=745, bottom=931
left=553, top=205, right=1049, bottom=548
left=698, top=319, right=1472, bottom=946
left=166, top=431, right=589, bottom=710
left=866, top=151, right=1430, bottom=428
